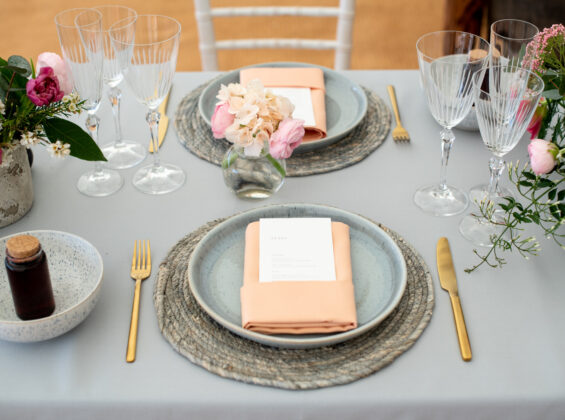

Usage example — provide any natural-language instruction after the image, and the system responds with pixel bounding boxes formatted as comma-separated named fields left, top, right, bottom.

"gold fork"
left=387, top=85, right=410, bottom=142
left=126, top=240, right=151, bottom=363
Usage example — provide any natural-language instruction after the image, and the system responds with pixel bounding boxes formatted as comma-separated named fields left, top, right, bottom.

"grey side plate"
left=197, top=62, right=368, bottom=153
left=188, top=204, right=407, bottom=349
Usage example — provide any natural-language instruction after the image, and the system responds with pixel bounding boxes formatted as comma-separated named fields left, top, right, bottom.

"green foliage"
left=43, top=118, right=106, bottom=162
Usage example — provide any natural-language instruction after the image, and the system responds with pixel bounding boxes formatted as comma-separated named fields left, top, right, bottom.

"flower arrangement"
left=0, top=53, right=105, bottom=164
left=211, top=79, right=305, bottom=176
left=467, top=24, right=565, bottom=272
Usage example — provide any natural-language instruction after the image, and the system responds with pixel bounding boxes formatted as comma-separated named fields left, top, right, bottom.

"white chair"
left=193, top=0, right=356, bottom=71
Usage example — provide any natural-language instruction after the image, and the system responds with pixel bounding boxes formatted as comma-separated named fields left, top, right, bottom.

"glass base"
left=133, top=163, right=185, bottom=195
left=101, top=140, right=146, bottom=170
left=413, top=184, right=469, bottom=216
left=77, top=168, right=123, bottom=197
left=459, top=213, right=504, bottom=247
left=469, top=183, right=513, bottom=207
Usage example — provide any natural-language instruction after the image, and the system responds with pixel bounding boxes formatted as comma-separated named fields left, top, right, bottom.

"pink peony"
left=526, top=98, right=548, bottom=139
left=211, top=103, right=235, bottom=139
left=26, top=67, right=64, bottom=106
left=528, top=139, right=558, bottom=175
left=36, top=52, right=73, bottom=95
left=269, top=118, right=305, bottom=159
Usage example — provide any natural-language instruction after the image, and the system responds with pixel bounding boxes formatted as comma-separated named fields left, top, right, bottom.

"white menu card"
left=258, top=218, right=336, bottom=283
left=269, top=87, right=316, bottom=126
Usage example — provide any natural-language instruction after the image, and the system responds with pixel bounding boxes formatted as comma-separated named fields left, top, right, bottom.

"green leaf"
left=266, top=153, right=286, bottom=178
left=5, top=55, right=31, bottom=77
left=530, top=212, right=541, bottom=224
left=537, top=178, right=556, bottom=188
left=558, top=190, right=565, bottom=201
left=43, top=118, right=107, bottom=162
left=518, top=180, right=533, bottom=187
left=522, top=171, right=537, bottom=180
left=543, top=89, right=562, bottom=100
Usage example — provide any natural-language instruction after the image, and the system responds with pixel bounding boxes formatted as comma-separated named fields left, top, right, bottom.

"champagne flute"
left=110, top=15, right=185, bottom=194
left=55, top=8, right=123, bottom=197
left=459, top=65, right=544, bottom=246
left=469, top=19, right=539, bottom=204
left=415, top=31, right=490, bottom=216
left=95, top=5, right=146, bottom=169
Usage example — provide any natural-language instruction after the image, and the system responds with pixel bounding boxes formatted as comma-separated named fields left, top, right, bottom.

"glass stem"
left=439, top=128, right=455, bottom=191
left=146, top=110, right=161, bottom=168
left=487, top=156, right=505, bottom=200
left=85, top=114, right=103, bottom=174
left=108, top=87, right=123, bottom=147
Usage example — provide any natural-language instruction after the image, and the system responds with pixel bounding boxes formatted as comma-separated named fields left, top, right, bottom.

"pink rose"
left=211, top=103, right=235, bottom=139
left=36, top=52, right=73, bottom=95
left=269, top=118, right=305, bottom=159
left=528, top=139, right=558, bottom=175
left=26, top=67, right=64, bottom=106
left=526, top=98, right=548, bottom=139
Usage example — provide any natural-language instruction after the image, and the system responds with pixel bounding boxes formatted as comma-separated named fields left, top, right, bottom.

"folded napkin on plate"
left=240, top=221, right=357, bottom=334
left=239, top=67, right=327, bottom=142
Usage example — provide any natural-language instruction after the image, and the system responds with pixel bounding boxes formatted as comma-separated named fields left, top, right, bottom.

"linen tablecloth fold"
left=239, top=67, right=327, bottom=141
left=240, top=221, right=357, bottom=334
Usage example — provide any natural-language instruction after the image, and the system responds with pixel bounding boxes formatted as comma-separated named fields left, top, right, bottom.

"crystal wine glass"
left=55, top=8, right=123, bottom=197
left=459, top=65, right=544, bottom=246
left=110, top=15, right=185, bottom=194
left=415, top=31, right=490, bottom=216
left=469, top=19, right=539, bottom=203
left=95, top=5, right=146, bottom=170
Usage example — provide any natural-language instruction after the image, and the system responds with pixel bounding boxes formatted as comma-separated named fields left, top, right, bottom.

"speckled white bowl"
left=0, top=230, right=103, bottom=342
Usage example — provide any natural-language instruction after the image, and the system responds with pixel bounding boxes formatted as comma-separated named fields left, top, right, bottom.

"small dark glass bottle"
left=5, top=235, right=55, bottom=320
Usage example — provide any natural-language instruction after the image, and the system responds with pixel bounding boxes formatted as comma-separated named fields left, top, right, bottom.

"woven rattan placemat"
left=174, top=83, right=391, bottom=177
left=154, top=216, right=434, bottom=390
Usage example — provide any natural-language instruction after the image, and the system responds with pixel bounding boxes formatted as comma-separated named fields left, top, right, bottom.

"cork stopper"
left=6, top=235, right=41, bottom=260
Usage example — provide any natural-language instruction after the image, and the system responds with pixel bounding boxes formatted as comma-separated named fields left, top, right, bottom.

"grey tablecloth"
left=1, top=71, right=564, bottom=420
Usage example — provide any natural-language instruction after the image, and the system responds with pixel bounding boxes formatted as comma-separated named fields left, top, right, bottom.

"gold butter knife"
left=149, top=90, right=170, bottom=153
left=436, top=237, right=472, bottom=361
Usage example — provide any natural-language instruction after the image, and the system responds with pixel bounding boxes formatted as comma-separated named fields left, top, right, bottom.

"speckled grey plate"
left=188, top=204, right=407, bottom=349
left=0, top=230, right=103, bottom=342
left=197, top=62, right=368, bottom=153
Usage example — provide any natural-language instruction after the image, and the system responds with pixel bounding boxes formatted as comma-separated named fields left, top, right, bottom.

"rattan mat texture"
left=174, top=82, right=391, bottom=177
left=154, top=216, right=434, bottom=390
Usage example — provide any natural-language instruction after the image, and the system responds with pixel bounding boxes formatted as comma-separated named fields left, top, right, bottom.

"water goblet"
left=110, top=15, right=185, bottom=194
left=55, top=8, right=123, bottom=197
left=415, top=31, right=490, bottom=216
left=459, top=65, right=544, bottom=246
left=469, top=19, right=539, bottom=204
left=95, top=5, right=146, bottom=170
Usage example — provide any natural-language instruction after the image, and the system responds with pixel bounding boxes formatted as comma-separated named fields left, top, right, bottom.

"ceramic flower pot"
left=0, top=145, right=34, bottom=228
left=222, top=145, right=286, bottom=199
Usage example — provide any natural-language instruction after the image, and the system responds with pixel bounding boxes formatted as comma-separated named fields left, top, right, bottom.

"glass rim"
left=109, top=14, right=181, bottom=47
left=54, top=8, right=102, bottom=29
left=92, top=5, right=138, bottom=32
left=416, top=30, right=490, bottom=63
left=490, top=19, right=539, bottom=42
left=472, top=64, right=545, bottom=96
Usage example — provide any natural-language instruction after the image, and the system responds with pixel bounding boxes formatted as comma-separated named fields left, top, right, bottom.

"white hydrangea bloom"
left=47, top=140, right=71, bottom=158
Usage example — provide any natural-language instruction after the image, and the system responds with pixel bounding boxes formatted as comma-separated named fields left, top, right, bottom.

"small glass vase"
left=222, top=145, right=286, bottom=199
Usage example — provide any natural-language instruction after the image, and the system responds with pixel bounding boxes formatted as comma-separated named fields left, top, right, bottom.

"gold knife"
left=436, top=237, right=472, bottom=361
left=149, top=91, right=170, bottom=153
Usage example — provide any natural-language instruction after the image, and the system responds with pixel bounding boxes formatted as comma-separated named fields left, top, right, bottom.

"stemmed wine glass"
left=459, top=65, right=544, bottom=246
left=55, top=8, right=123, bottom=197
left=110, top=15, right=185, bottom=194
left=469, top=19, right=539, bottom=204
left=415, top=31, right=490, bottom=216
left=95, top=5, right=146, bottom=169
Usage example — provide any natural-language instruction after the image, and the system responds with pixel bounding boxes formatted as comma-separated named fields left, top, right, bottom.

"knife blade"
left=150, top=91, right=170, bottom=153
left=436, top=237, right=472, bottom=361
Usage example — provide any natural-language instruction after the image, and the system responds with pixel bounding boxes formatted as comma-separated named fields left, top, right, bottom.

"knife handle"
left=449, top=294, right=472, bottom=361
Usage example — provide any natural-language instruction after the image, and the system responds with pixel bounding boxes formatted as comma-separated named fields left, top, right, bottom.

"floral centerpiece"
left=467, top=24, right=565, bottom=272
left=0, top=53, right=105, bottom=163
left=211, top=79, right=305, bottom=198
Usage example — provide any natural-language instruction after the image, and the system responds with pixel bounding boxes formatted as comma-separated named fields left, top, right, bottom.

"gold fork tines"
left=387, top=85, right=411, bottom=142
left=126, top=240, right=151, bottom=363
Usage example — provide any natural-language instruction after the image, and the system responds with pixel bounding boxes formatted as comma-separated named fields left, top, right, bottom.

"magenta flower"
left=26, top=67, right=64, bottom=106
left=528, top=139, right=558, bottom=175
left=36, top=52, right=73, bottom=95
left=269, top=118, right=305, bottom=159
left=211, top=103, right=235, bottom=139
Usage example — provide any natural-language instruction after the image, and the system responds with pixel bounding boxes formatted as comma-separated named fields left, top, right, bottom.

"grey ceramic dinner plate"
left=188, top=204, right=407, bottom=349
left=197, top=62, right=368, bottom=153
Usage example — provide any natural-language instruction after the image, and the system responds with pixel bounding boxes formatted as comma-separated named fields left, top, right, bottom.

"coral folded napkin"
left=239, top=67, right=327, bottom=141
left=240, top=221, right=357, bottom=334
